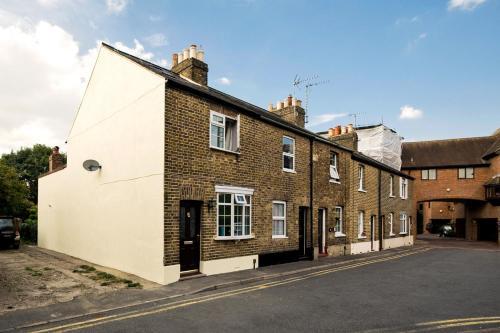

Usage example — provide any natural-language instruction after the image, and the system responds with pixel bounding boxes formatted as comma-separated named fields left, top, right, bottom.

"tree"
left=1, top=144, right=65, bottom=203
left=0, top=160, right=32, bottom=218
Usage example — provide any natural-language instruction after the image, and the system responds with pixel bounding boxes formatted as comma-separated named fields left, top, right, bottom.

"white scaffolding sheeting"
left=357, top=125, right=402, bottom=170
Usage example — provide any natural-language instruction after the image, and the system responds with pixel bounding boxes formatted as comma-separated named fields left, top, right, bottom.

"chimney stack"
left=171, top=44, right=208, bottom=85
left=48, top=146, right=64, bottom=172
left=268, top=94, right=306, bottom=128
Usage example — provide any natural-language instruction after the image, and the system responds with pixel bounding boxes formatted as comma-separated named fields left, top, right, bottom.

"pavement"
left=1, top=238, right=499, bottom=332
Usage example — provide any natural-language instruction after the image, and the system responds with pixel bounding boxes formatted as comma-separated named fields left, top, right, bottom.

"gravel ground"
left=0, top=244, right=158, bottom=314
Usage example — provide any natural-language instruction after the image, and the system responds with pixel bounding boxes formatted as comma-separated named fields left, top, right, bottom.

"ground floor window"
left=334, top=206, right=344, bottom=236
left=400, top=212, right=408, bottom=234
left=389, top=213, right=395, bottom=236
left=217, top=193, right=251, bottom=238
left=272, top=201, right=286, bottom=238
left=358, top=211, right=365, bottom=238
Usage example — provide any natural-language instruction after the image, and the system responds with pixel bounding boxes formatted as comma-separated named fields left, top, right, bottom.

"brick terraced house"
left=38, top=43, right=414, bottom=285
left=402, top=130, right=500, bottom=243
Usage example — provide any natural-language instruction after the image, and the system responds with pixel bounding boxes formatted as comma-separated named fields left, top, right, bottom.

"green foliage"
left=20, top=205, right=38, bottom=243
left=0, top=160, right=32, bottom=217
left=1, top=144, right=64, bottom=203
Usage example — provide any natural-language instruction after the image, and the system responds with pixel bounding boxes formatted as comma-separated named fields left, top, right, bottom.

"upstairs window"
left=282, top=136, right=295, bottom=172
left=330, top=152, right=340, bottom=182
left=358, top=165, right=365, bottom=191
left=421, top=169, right=437, bottom=180
left=458, top=167, right=474, bottom=179
left=389, top=175, right=395, bottom=197
left=210, top=111, right=239, bottom=152
left=272, top=201, right=287, bottom=238
left=400, top=177, right=408, bottom=199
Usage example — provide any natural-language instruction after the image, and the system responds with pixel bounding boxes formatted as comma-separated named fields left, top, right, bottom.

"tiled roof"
left=401, top=135, right=497, bottom=169
left=102, top=43, right=412, bottom=178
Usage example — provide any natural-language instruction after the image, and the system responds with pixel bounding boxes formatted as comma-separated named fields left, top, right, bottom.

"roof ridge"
left=403, top=135, right=495, bottom=145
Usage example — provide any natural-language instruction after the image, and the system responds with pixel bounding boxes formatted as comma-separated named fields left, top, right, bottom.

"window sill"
left=389, top=195, right=395, bottom=198
left=358, top=236, right=367, bottom=239
left=399, top=232, right=408, bottom=235
left=358, top=189, right=367, bottom=193
left=283, top=169, right=296, bottom=174
left=214, top=235, right=254, bottom=241
left=272, top=235, right=288, bottom=239
left=335, top=232, right=346, bottom=238
left=329, top=179, right=341, bottom=184
left=389, top=233, right=396, bottom=237
left=210, top=146, right=240, bottom=155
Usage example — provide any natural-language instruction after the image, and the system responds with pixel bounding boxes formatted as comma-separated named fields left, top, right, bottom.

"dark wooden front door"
left=298, top=207, right=307, bottom=258
left=180, top=201, right=201, bottom=272
left=318, top=208, right=326, bottom=254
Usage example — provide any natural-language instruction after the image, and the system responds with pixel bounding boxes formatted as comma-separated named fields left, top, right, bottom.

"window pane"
left=466, top=168, right=474, bottom=178
left=212, top=114, right=224, bottom=124
left=273, top=219, right=284, bottom=236
left=225, top=118, right=237, bottom=152
left=422, top=170, right=428, bottom=179
left=429, top=169, right=436, bottom=180
left=458, top=168, right=465, bottom=179
left=273, top=203, right=285, bottom=217
left=211, top=124, right=224, bottom=148
left=244, top=206, right=251, bottom=235
left=234, top=205, right=243, bottom=236
left=330, top=153, right=337, bottom=167
left=283, top=155, right=294, bottom=170
left=283, top=137, right=294, bottom=154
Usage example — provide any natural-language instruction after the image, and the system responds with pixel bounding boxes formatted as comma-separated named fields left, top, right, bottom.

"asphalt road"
left=27, top=245, right=500, bottom=332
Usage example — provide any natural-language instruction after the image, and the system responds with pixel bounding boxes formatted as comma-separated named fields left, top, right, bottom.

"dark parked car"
left=439, top=225, right=456, bottom=238
left=0, top=217, right=20, bottom=249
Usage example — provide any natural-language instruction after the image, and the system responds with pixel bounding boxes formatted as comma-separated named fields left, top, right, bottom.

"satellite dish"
left=82, top=159, right=101, bottom=171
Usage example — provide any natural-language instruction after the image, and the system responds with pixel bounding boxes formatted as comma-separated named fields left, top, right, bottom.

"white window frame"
left=400, top=177, right=408, bottom=199
left=329, top=152, right=340, bottom=183
left=209, top=110, right=240, bottom=153
left=358, top=165, right=366, bottom=192
left=358, top=211, right=366, bottom=238
left=388, top=212, right=395, bottom=236
left=282, top=136, right=295, bottom=173
left=389, top=175, right=395, bottom=197
left=334, top=206, right=345, bottom=237
left=400, top=212, right=408, bottom=235
left=214, top=186, right=254, bottom=240
left=458, top=167, right=474, bottom=179
left=272, top=201, right=287, bottom=238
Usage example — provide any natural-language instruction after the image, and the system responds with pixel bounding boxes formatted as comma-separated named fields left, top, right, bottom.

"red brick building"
left=401, top=131, right=500, bottom=243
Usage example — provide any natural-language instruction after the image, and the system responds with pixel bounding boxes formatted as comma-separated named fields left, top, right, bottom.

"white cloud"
left=217, top=77, right=232, bottom=85
left=149, top=15, right=162, bottom=22
left=144, top=33, right=168, bottom=47
left=406, top=32, right=427, bottom=51
left=448, top=0, right=486, bottom=11
left=399, top=105, right=423, bottom=120
left=308, top=113, right=348, bottom=127
left=106, top=0, right=129, bottom=14
left=395, top=16, right=420, bottom=25
left=37, top=0, right=59, bottom=7
left=0, top=11, right=166, bottom=154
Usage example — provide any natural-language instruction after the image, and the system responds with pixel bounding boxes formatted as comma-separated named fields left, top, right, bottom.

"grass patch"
left=73, top=265, right=142, bottom=288
left=25, top=266, right=43, bottom=277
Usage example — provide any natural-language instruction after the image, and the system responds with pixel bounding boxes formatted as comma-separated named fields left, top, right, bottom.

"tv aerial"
left=292, top=74, right=329, bottom=124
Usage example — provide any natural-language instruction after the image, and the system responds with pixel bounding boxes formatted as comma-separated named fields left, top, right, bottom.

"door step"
left=179, top=270, right=206, bottom=281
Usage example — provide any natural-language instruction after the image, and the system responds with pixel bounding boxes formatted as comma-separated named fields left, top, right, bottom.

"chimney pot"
left=177, top=52, right=183, bottom=63
left=196, top=49, right=205, bottom=62
left=48, top=146, right=64, bottom=172
left=287, top=95, right=293, bottom=107
left=347, top=124, right=354, bottom=133
left=328, top=128, right=335, bottom=137
left=334, top=126, right=341, bottom=136
left=268, top=103, right=274, bottom=111
left=296, top=99, right=302, bottom=107
left=189, top=44, right=197, bottom=58
left=183, top=48, right=189, bottom=60
left=172, top=53, right=178, bottom=67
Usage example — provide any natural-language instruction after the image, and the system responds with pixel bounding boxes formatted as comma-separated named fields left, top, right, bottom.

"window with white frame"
left=389, top=175, right=394, bottom=197
left=216, top=192, right=251, bottom=238
left=330, top=152, right=340, bottom=182
left=334, top=206, right=344, bottom=236
left=358, top=211, right=365, bottom=238
left=358, top=165, right=365, bottom=191
left=400, top=177, right=408, bottom=199
left=421, top=169, right=437, bottom=180
left=388, top=212, right=395, bottom=236
left=282, top=136, right=295, bottom=172
left=272, top=201, right=286, bottom=238
left=210, top=111, right=239, bottom=152
left=458, top=167, right=474, bottom=179
left=400, top=212, right=408, bottom=234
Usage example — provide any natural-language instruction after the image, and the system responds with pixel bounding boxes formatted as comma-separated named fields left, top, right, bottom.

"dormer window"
left=210, top=111, right=239, bottom=153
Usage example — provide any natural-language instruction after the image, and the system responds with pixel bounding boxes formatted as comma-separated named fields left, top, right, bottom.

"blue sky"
left=0, top=0, right=499, bottom=153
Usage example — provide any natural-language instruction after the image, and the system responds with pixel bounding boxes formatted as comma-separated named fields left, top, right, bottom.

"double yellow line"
left=32, top=247, right=430, bottom=333
left=417, top=316, right=500, bottom=330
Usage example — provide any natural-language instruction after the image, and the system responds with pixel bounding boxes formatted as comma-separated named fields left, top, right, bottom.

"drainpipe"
left=309, top=138, right=314, bottom=260
left=378, top=169, right=383, bottom=251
